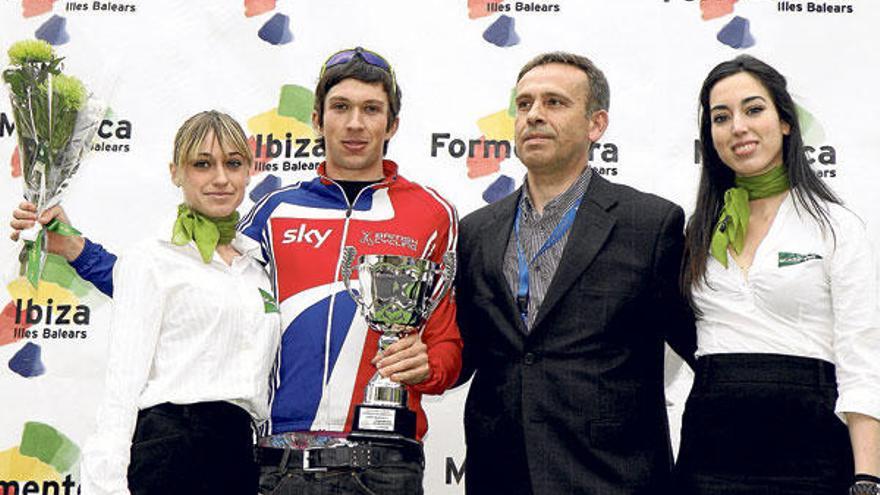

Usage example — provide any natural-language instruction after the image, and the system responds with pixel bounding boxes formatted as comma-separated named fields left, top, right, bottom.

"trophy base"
left=350, top=404, right=416, bottom=441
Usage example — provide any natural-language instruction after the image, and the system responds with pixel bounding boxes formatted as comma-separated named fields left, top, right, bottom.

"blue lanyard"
left=514, top=196, right=582, bottom=325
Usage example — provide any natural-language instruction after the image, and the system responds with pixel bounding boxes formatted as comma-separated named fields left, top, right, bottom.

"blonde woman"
left=80, top=111, right=280, bottom=494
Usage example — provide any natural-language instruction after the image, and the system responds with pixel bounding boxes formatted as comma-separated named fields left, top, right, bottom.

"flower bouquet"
left=3, top=40, right=104, bottom=286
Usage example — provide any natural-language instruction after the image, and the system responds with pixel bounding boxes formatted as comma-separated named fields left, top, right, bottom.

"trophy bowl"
left=341, top=246, right=455, bottom=441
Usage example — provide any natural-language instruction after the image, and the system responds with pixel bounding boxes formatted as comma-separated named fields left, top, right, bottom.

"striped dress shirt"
left=503, top=166, right=592, bottom=331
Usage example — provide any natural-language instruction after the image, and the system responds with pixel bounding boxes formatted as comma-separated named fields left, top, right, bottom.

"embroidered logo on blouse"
left=259, top=288, right=280, bottom=314
left=778, top=251, right=823, bottom=267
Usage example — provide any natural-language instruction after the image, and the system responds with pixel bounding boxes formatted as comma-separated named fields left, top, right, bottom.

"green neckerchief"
left=172, top=204, right=239, bottom=263
left=710, top=165, right=790, bottom=268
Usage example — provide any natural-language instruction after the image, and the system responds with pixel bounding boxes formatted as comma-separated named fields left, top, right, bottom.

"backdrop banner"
left=1, top=1, right=876, bottom=493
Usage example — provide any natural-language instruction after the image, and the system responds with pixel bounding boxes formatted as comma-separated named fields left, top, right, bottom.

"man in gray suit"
left=455, top=52, right=696, bottom=494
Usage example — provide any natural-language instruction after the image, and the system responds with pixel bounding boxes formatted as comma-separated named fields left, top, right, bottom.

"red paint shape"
left=248, top=135, right=267, bottom=175
left=466, top=136, right=504, bottom=179
left=701, top=0, right=737, bottom=20
left=244, top=0, right=275, bottom=17
left=11, top=146, right=21, bottom=178
left=22, top=0, right=55, bottom=18
left=468, top=0, right=497, bottom=19
left=0, top=301, right=28, bottom=346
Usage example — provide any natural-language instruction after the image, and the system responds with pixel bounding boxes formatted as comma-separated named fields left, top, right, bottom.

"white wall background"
left=1, top=1, right=877, bottom=492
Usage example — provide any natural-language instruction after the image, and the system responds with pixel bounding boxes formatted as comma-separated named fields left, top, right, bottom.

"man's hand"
left=372, top=332, right=431, bottom=385
left=10, top=201, right=85, bottom=261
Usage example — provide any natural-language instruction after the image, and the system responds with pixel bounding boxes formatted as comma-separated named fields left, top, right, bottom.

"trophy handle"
left=425, top=251, right=456, bottom=316
left=341, top=246, right=365, bottom=306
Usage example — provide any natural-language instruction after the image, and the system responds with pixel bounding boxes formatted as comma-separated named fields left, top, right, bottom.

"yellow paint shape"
left=247, top=108, right=316, bottom=139
left=0, top=446, right=63, bottom=483
left=477, top=110, right=515, bottom=141
left=6, top=278, right=79, bottom=307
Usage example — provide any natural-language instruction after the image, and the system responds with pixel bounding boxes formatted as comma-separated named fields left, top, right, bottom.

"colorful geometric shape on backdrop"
left=247, top=135, right=263, bottom=168
left=467, top=136, right=507, bottom=179
left=7, top=275, right=80, bottom=309
left=247, top=107, right=318, bottom=163
left=477, top=109, right=515, bottom=141
left=717, top=16, right=755, bottom=49
left=482, top=175, right=516, bottom=203
left=0, top=300, right=28, bottom=346
left=247, top=109, right=315, bottom=140
left=19, top=422, right=80, bottom=473
left=40, top=254, right=90, bottom=297
left=0, top=447, right=63, bottom=484
left=796, top=103, right=826, bottom=143
left=35, top=15, right=70, bottom=46
left=249, top=174, right=282, bottom=203
left=468, top=0, right=497, bottom=19
left=11, top=146, right=21, bottom=178
left=22, top=0, right=55, bottom=18
left=701, top=0, right=737, bottom=20
left=244, top=0, right=275, bottom=17
left=9, top=342, right=45, bottom=378
left=507, top=88, right=517, bottom=117
left=258, top=13, right=294, bottom=45
left=277, top=85, right=315, bottom=123
left=483, top=15, right=520, bottom=47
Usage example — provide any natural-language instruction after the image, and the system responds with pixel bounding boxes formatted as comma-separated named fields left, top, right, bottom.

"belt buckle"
left=302, top=448, right=327, bottom=472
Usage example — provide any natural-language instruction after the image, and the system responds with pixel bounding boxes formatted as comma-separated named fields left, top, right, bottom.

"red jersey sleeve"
left=411, top=188, right=462, bottom=394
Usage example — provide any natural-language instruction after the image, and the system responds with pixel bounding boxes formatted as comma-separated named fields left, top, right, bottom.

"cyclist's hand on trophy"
left=10, top=201, right=85, bottom=261
left=373, top=330, right=430, bottom=385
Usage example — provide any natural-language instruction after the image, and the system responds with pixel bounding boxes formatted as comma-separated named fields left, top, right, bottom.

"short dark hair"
left=313, top=53, right=401, bottom=131
left=681, top=54, right=841, bottom=311
left=517, top=51, right=610, bottom=114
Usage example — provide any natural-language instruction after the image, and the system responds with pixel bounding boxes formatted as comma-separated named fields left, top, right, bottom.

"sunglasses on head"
left=320, top=47, right=397, bottom=96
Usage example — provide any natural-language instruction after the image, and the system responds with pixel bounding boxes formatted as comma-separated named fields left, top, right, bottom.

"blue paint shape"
left=249, top=174, right=282, bottom=203
left=717, top=16, right=755, bottom=49
left=258, top=13, right=294, bottom=45
left=35, top=15, right=70, bottom=46
left=482, top=174, right=515, bottom=203
left=482, top=15, right=520, bottom=48
left=9, top=342, right=45, bottom=378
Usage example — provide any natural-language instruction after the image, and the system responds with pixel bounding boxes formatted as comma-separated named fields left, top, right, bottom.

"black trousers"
left=673, top=353, right=853, bottom=495
left=127, top=401, right=257, bottom=495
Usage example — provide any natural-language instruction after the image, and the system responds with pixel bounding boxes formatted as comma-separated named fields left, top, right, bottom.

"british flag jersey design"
left=239, top=161, right=462, bottom=440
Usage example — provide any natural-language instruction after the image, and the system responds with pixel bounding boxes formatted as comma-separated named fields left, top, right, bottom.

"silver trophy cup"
left=341, top=246, right=455, bottom=441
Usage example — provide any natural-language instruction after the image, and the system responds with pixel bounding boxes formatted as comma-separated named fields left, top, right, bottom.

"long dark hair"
left=681, top=55, right=841, bottom=311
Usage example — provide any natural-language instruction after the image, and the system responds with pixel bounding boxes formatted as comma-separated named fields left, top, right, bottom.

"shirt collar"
left=318, top=159, right=399, bottom=187
left=520, top=165, right=593, bottom=217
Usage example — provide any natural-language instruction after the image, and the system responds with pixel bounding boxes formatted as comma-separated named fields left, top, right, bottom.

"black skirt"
left=127, top=401, right=257, bottom=495
left=673, top=353, right=853, bottom=495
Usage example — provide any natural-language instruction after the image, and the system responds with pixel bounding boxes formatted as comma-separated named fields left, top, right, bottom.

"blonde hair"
left=172, top=110, right=252, bottom=173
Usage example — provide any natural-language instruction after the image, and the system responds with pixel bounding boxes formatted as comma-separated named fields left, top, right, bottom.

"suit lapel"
left=480, top=189, right=528, bottom=336
left=530, top=174, right=618, bottom=332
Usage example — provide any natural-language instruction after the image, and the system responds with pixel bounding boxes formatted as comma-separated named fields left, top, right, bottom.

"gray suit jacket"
left=455, top=174, right=696, bottom=494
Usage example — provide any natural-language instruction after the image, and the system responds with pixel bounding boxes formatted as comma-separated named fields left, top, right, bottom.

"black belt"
left=256, top=443, right=424, bottom=471
left=141, top=401, right=252, bottom=427
left=695, top=353, right=837, bottom=387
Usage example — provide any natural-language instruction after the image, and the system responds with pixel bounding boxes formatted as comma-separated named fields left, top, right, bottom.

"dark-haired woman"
left=674, top=55, right=880, bottom=494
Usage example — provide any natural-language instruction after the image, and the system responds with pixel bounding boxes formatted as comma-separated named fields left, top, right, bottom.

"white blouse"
left=694, top=194, right=880, bottom=421
left=81, top=234, right=281, bottom=495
